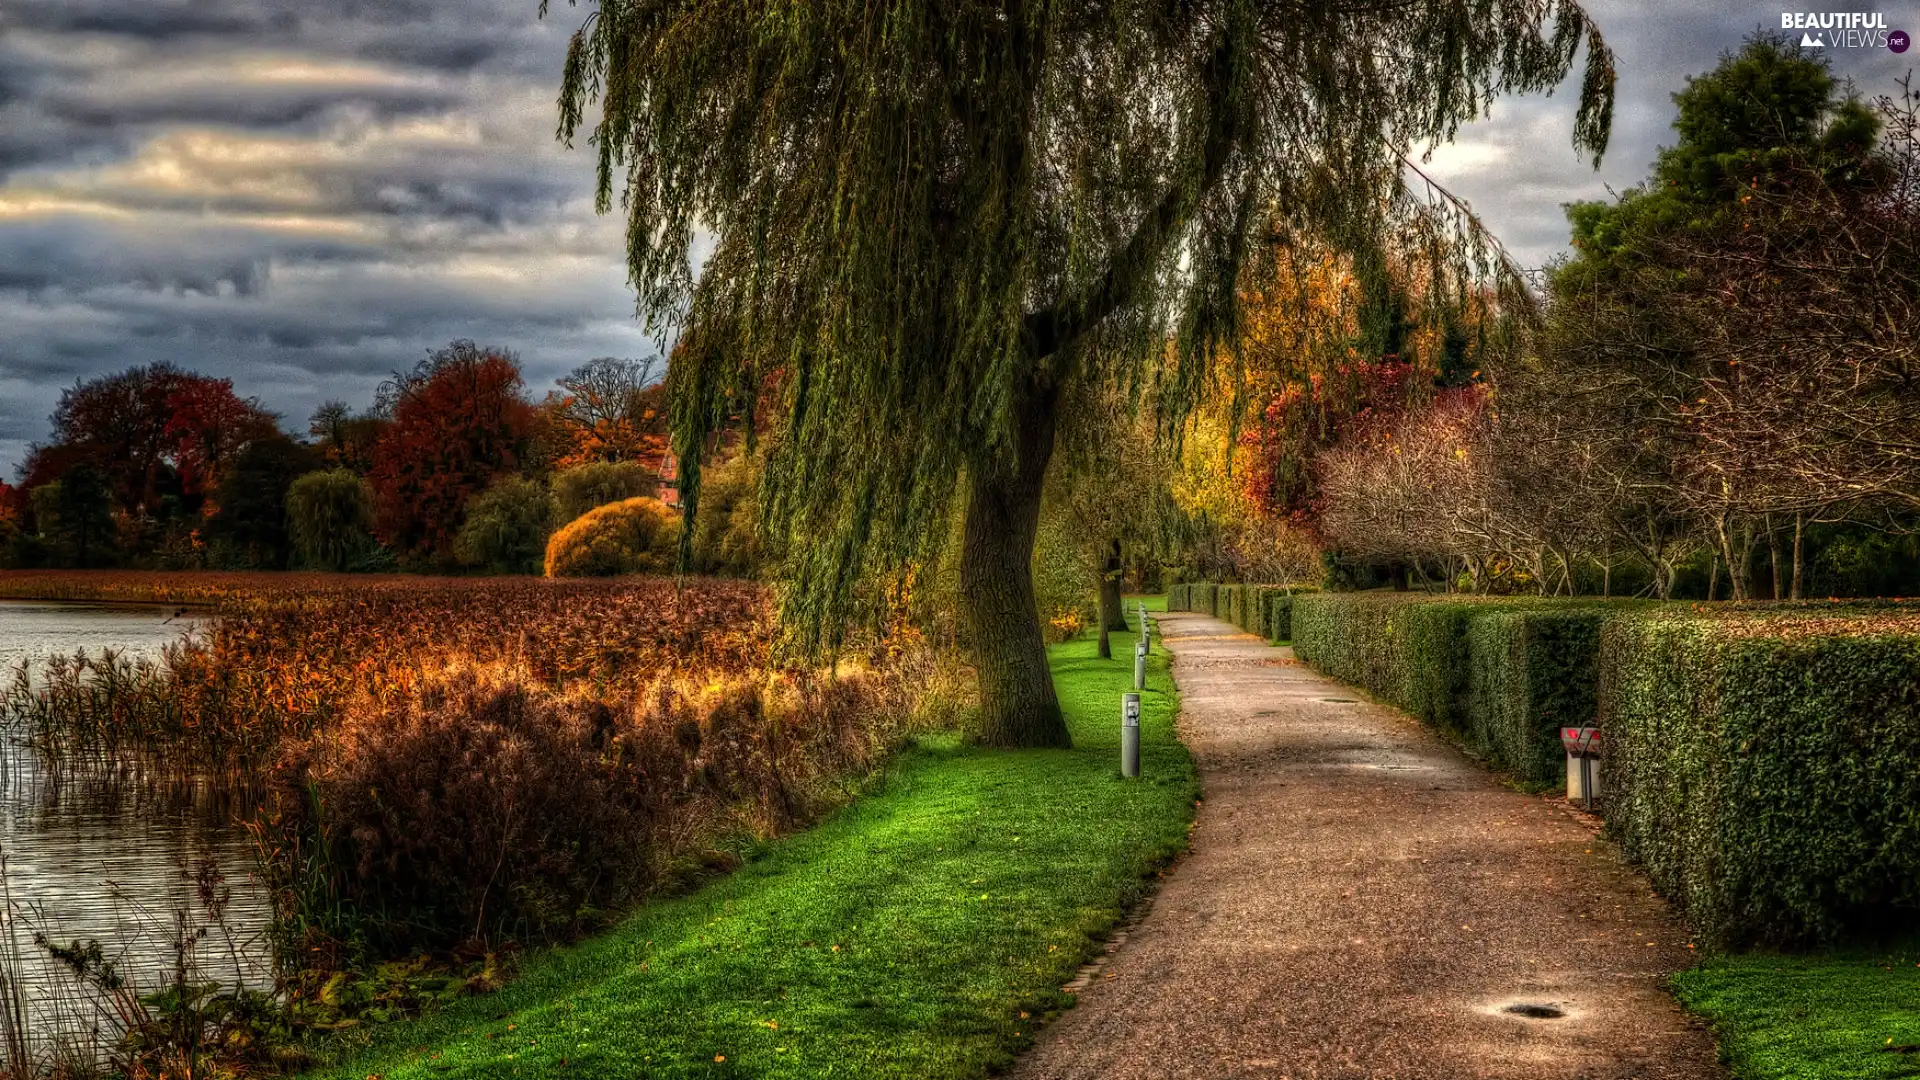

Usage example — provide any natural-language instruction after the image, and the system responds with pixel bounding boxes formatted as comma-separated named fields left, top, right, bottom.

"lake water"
left=0, top=600, right=272, bottom=1056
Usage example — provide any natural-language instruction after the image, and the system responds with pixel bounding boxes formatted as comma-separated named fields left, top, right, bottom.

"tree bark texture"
left=1791, top=513, right=1806, bottom=600
left=961, top=385, right=1071, bottom=749
left=1101, top=541, right=1128, bottom=632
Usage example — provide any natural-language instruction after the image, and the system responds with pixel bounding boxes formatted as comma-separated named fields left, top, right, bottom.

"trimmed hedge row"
left=1177, top=586, right=1920, bottom=946
left=1466, top=608, right=1608, bottom=785
left=1603, top=613, right=1920, bottom=946
left=1168, top=583, right=1315, bottom=642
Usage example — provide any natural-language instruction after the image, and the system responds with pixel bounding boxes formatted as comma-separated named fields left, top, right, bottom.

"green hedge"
left=1292, top=593, right=1488, bottom=732
left=1602, top=614, right=1920, bottom=946
left=1189, top=587, right=1920, bottom=944
left=1466, top=609, right=1609, bottom=785
left=1170, top=583, right=1316, bottom=640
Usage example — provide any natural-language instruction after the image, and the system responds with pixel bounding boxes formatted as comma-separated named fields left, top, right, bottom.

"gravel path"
left=1011, top=611, right=1725, bottom=1080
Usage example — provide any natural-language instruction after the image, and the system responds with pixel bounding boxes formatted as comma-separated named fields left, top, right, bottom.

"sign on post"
left=1121, top=692, right=1141, bottom=779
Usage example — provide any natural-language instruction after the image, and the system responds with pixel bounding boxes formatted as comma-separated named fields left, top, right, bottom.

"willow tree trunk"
left=960, top=387, right=1070, bottom=749
left=1095, top=551, right=1119, bottom=660
left=1101, top=541, right=1128, bottom=632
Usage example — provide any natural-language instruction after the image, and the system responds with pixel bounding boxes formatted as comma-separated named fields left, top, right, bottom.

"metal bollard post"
left=1138, top=601, right=1149, bottom=643
left=1121, top=692, right=1141, bottom=778
left=1133, top=640, right=1147, bottom=690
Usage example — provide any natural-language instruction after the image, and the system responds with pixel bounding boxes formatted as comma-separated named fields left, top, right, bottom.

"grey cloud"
left=1425, top=0, right=1918, bottom=268
left=4, top=0, right=1912, bottom=478
left=0, top=0, right=648, bottom=477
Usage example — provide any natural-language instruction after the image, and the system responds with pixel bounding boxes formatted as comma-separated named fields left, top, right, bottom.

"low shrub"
left=1172, top=583, right=1316, bottom=639
left=268, top=657, right=929, bottom=957
left=1194, top=583, right=1218, bottom=617
left=1601, top=612, right=1920, bottom=946
left=272, top=666, right=654, bottom=952
left=1246, top=585, right=1315, bottom=641
left=1295, top=592, right=1573, bottom=735
left=1292, top=593, right=1419, bottom=708
left=543, top=496, right=676, bottom=577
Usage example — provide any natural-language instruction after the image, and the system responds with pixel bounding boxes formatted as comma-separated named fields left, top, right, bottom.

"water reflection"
left=0, top=601, right=270, bottom=1053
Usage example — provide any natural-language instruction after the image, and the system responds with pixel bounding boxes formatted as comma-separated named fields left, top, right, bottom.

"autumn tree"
left=368, top=342, right=535, bottom=563
left=553, top=0, right=1615, bottom=746
left=28, top=363, right=271, bottom=520
left=537, top=357, right=668, bottom=470
left=164, top=377, right=278, bottom=508
left=1533, top=36, right=1909, bottom=599
left=309, top=401, right=389, bottom=474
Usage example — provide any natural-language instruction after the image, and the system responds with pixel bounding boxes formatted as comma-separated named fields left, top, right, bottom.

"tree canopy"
left=551, top=0, right=1615, bottom=744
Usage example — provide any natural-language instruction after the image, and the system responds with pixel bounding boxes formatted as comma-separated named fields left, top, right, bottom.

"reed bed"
left=2, top=574, right=771, bottom=765
left=0, top=571, right=966, bottom=1076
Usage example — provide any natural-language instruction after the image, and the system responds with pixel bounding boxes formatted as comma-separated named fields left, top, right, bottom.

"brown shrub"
left=267, top=655, right=934, bottom=958
left=275, top=666, right=652, bottom=951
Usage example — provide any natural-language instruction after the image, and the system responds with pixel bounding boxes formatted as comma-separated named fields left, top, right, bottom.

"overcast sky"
left=0, top=0, right=1913, bottom=476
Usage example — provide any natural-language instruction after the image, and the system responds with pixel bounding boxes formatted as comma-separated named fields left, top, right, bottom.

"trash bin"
left=1560, top=726, right=1601, bottom=809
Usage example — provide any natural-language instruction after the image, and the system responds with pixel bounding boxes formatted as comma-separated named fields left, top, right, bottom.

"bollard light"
left=1133, top=640, right=1147, bottom=691
left=1121, top=692, right=1141, bottom=778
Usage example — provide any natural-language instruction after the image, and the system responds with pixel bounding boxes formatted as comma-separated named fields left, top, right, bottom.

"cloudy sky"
left=0, top=0, right=1913, bottom=476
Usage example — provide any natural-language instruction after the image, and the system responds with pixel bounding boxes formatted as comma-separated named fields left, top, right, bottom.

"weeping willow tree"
left=548, top=0, right=1614, bottom=748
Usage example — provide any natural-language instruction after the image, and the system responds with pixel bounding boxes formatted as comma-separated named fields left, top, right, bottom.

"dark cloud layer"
left=0, top=0, right=652, bottom=474
left=1, top=0, right=1915, bottom=475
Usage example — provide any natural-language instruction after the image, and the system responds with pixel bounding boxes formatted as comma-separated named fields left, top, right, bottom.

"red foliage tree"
left=369, top=342, right=535, bottom=561
left=27, top=363, right=271, bottom=517
left=1238, top=358, right=1414, bottom=524
left=42, top=362, right=186, bottom=515
left=164, top=378, right=277, bottom=503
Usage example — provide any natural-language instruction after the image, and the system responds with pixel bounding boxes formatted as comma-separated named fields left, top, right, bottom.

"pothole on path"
left=1503, top=1003, right=1567, bottom=1020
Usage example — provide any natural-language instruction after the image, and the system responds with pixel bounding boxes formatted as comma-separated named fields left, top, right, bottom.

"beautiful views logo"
left=1780, top=11, right=1908, bottom=49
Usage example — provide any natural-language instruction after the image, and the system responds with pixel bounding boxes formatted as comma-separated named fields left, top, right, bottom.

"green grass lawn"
left=308, top=610, right=1195, bottom=1079
left=1675, top=942, right=1920, bottom=1080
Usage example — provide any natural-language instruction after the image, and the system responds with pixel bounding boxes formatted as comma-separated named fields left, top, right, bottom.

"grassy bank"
left=1675, top=942, right=1920, bottom=1080
left=306, top=613, right=1195, bottom=1079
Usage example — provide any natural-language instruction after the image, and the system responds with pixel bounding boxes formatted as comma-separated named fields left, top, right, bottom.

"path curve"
left=1011, top=611, right=1724, bottom=1080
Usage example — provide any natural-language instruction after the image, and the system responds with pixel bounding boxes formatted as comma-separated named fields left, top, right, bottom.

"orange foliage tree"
left=368, top=342, right=535, bottom=563
left=536, top=357, right=669, bottom=471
